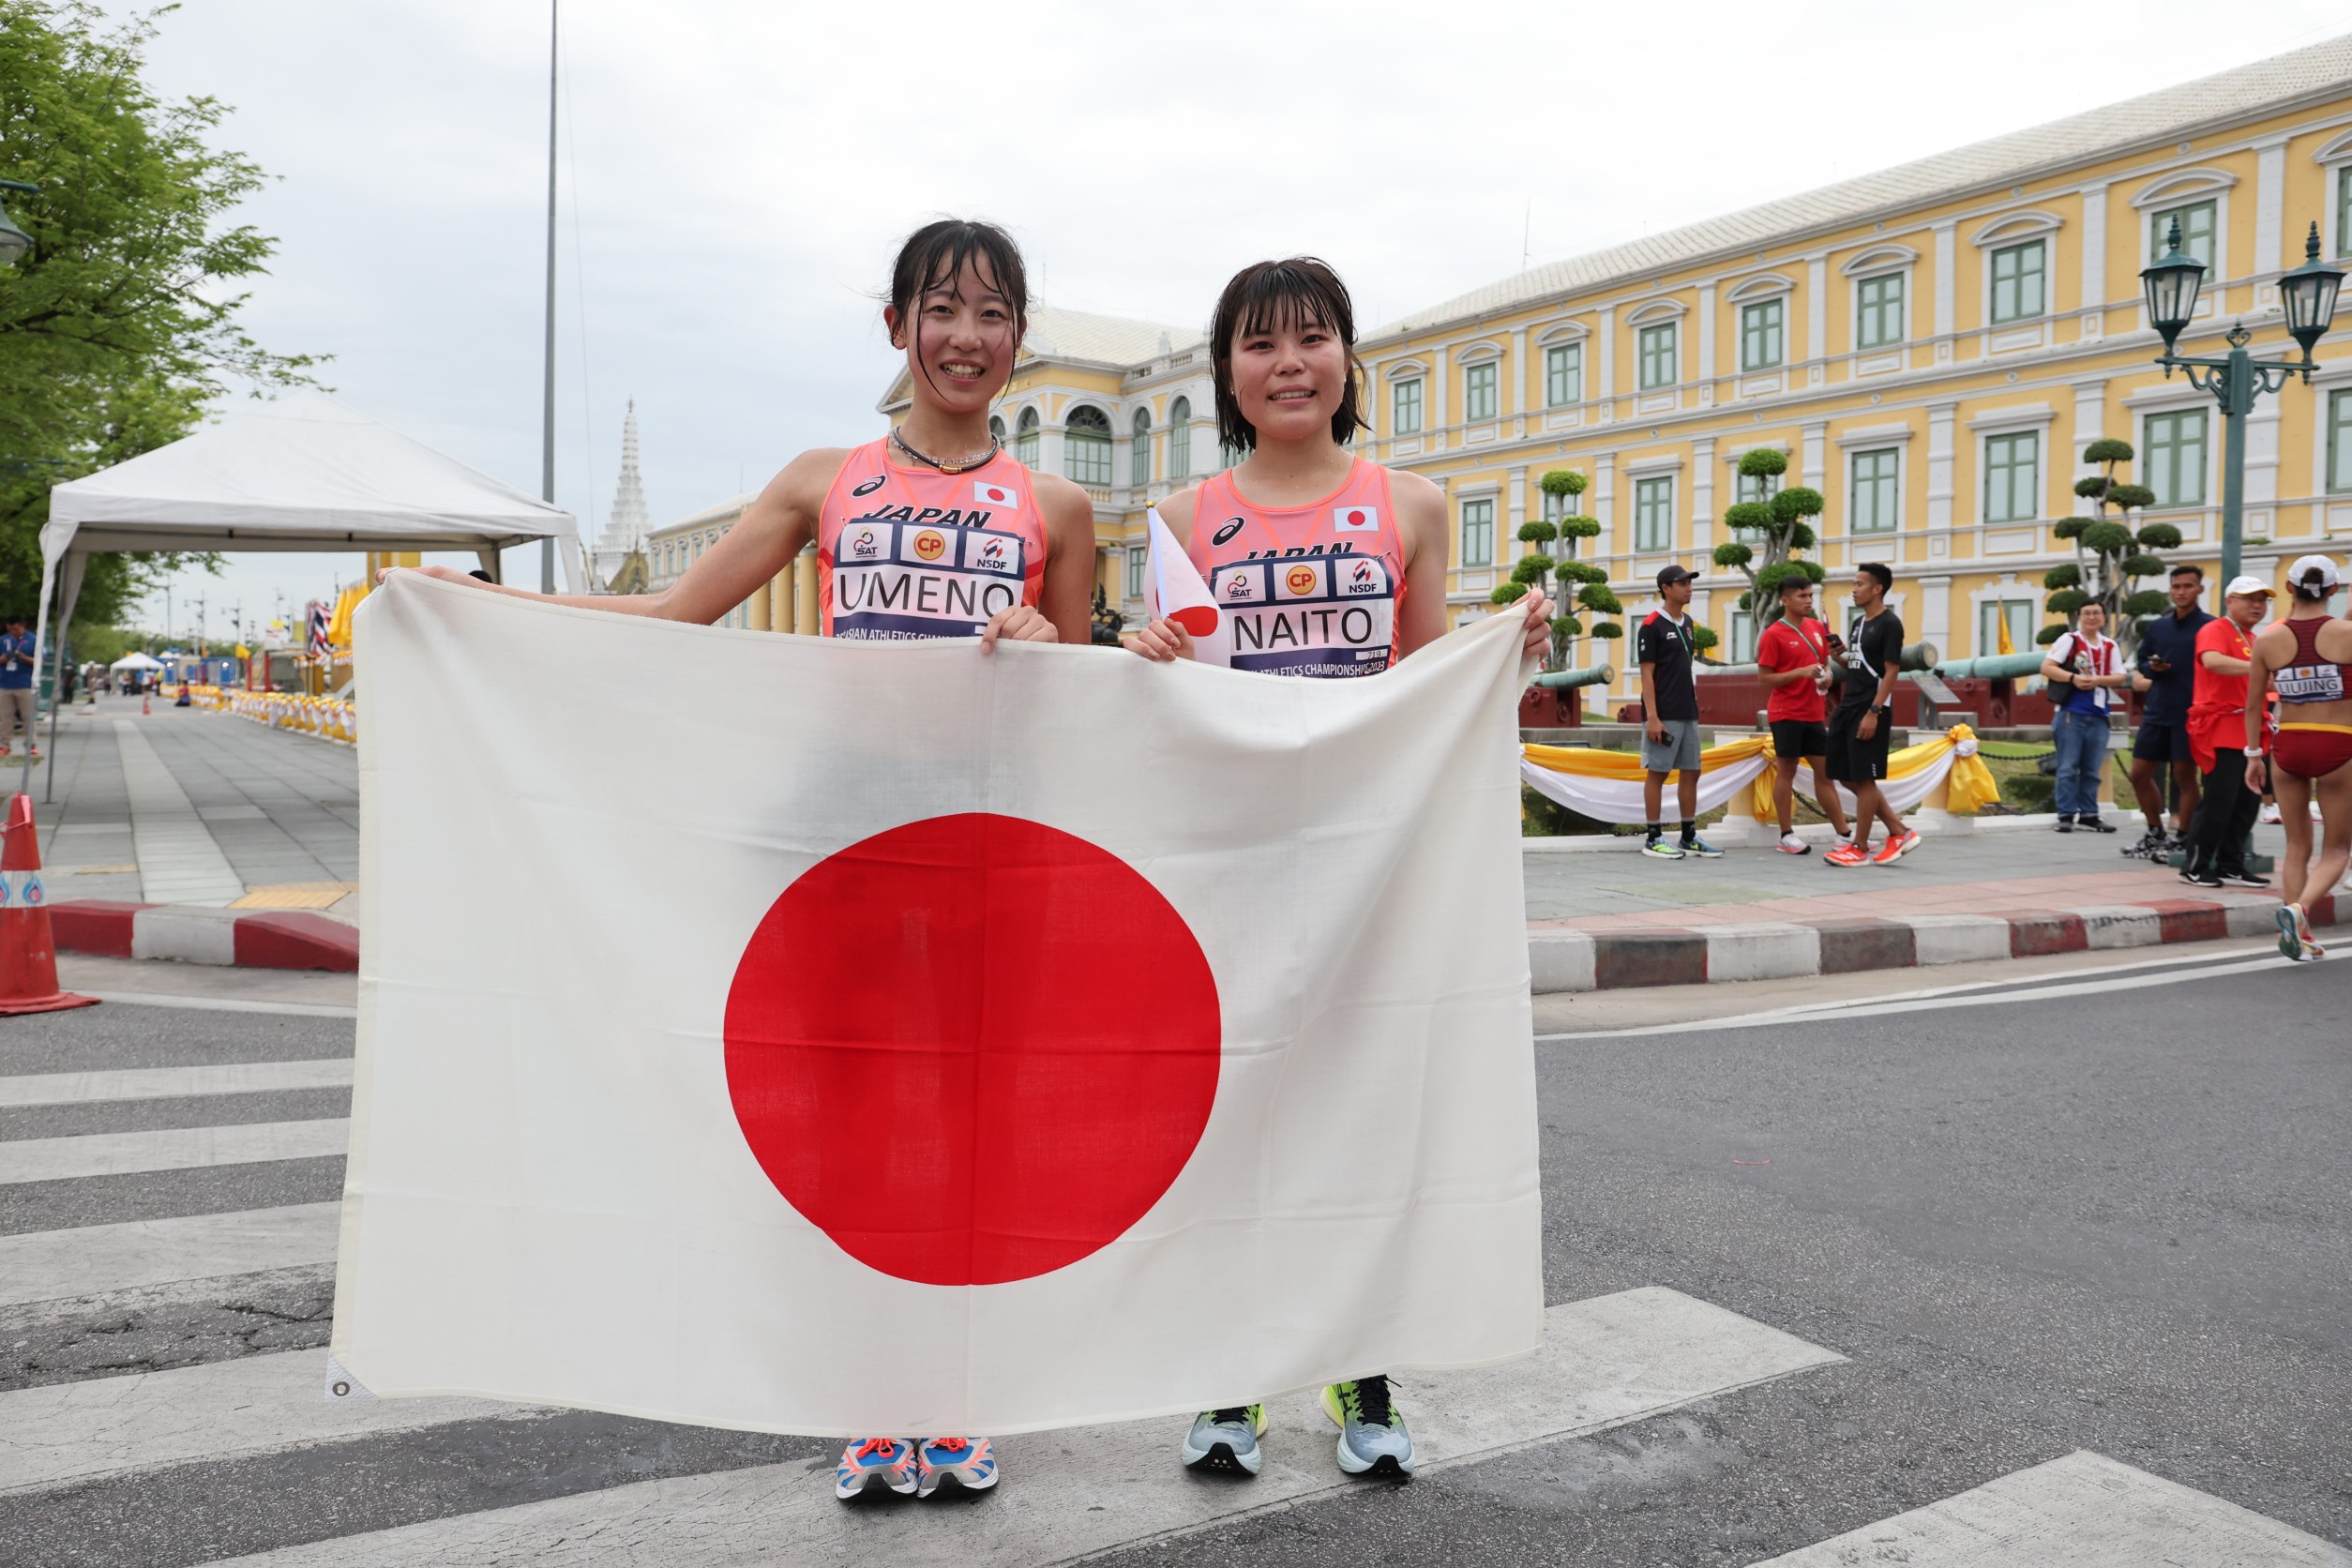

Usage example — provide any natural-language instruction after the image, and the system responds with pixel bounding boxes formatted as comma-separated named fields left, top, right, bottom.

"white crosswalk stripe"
left=0, top=1059, right=353, bottom=1108
left=1756, top=1451, right=2352, bottom=1567
left=0, top=1117, right=349, bottom=1184
left=7, top=1042, right=2344, bottom=1567
left=0, top=1202, right=341, bottom=1309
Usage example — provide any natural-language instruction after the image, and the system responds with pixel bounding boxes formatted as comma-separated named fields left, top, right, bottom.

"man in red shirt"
left=1755, top=575, right=1850, bottom=854
left=2179, top=575, right=2273, bottom=888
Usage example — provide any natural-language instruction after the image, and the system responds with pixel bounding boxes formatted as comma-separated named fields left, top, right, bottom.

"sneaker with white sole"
left=1889, top=828, right=1922, bottom=859
left=1181, top=1405, right=1267, bottom=1476
left=1322, top=1377, right=1414, bottom=1478
left=1777, top=833, right=1811, bottom=855
left=1640, top=837, right=1684, bottom=860
left=1824, top=841, right=1870, bottom=867
left=835, top=1438, right=918, bottom=1500
left=915, top=1436, right=997, bottom=1498
left=1680, top=835, right=1724, bottom=858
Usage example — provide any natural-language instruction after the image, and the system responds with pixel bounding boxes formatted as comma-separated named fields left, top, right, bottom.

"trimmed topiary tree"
left=2045, top=439, right=2175, bottom=654
left=1710, top=448, right=1825, bottom=632
left=1494, top=469, right=1610, bottom=669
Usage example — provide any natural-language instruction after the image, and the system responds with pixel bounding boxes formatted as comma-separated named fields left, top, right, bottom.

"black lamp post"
left=0, top=179, right=38, bottom=266
left=2140, top=219, right=2344, bottom=583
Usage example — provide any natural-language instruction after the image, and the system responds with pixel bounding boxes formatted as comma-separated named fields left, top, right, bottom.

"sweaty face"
left=887, top=259, right=1019, bottom=415
left=1228, top=307, right=1349, bottom=445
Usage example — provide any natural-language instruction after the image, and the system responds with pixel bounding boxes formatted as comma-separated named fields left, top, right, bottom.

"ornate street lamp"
left=2142, top=219, right=2344, bottom=583
left=0, top=179, right=38, bottom=267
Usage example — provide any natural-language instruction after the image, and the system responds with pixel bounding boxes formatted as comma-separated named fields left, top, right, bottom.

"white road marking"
left=0, top=1201, right=341, bottom=1309
left=79, top=991, right=358, bottom=1019
left=113, top=720, right=246, bottom=908
left=215, top=1287, right=1841, bottom=1566
left=0, top=1345, right=521, bottom=1497
left=0, top=1118, right=349, bottom=1184
left=0, top=1059, right=354, bottom=1108
left=1754, top=1449, right=2352, bottom=1566
left=1544, top=942, right=2344, bottom=1040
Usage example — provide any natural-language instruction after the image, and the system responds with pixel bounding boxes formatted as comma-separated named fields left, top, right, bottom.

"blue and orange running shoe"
left=835, top=1436, right=917, bottom=1500
left=916, top=1435, right=997, bottom=1498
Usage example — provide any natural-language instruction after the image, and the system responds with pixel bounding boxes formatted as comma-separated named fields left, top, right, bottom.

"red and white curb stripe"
left=49, top=900, right=357, bottom=973
left=1527, top=894, right=2337, bottom=994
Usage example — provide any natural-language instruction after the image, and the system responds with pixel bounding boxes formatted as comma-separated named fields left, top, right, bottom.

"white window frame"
left=1634, top=475, right=1675, bottom=551
left=1544, top=340, right=1584, bottom=407
left=1460, top=497, right=1495, bottom=567
left=2140, top=406, right=2210, bottom=511
left=1393, top=376, right=1424, bottom=436
left=1981, top=429, right=2043, bottom=524
left=1970, top=211, right=2062, bottom=331
left=1839, top=244, right=1918, bottom=356
left=1847, top=445, right=1902, bottom=535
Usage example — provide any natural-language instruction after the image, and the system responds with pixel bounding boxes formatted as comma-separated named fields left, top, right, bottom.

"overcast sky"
left=102, top=0, right=2348, bottom=639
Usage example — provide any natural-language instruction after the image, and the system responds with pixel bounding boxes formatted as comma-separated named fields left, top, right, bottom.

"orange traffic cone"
left=0, top=792, right=97, bottom=1016
left=142, top=693, right=152, bottom=716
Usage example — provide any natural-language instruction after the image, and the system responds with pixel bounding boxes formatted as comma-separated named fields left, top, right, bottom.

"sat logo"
left=1333, top=505, right=1379, bottom=533
left=1223, top=575, right=1256, bottom=601
left=850, top=528, right=881, bottom=559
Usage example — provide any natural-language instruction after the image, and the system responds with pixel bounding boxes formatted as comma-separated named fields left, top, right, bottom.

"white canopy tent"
left=107, top=651, right=164, bottom=671
left=23, top=390, right=582, bottom=794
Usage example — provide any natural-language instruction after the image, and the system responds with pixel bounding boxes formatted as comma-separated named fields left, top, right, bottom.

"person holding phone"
left=2125, top=565, right=2213, bottom=858
left=1822, top=564, right=1919, bottom=867
left=2042, top=601, right=2131, bottom=832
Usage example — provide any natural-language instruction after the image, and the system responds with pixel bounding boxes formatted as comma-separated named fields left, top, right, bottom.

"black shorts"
left=1824, top=704, right=1891, bottom=783
left=1771, top=718, right=1830, bottom=761
left=2133, top=719, right=2194, bottom=763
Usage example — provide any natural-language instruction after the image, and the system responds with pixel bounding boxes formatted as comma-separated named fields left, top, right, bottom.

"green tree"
left=0, top=2, right=317, bottom=629
left=1492, top=467, right=1617, bottom=667
left=1709, top=448, right=1824, bottom=634
left=2039, top=439, right=2173, bottom=651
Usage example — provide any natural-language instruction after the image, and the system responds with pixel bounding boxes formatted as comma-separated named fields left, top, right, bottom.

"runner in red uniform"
left=1754, top=575, right=1848, bottom=853
left=386, top=219, right=1097, bottom=1500
left=2244, top=556, right=2352, bottom=959
left=1128, top=257, right=1552, bottom=1483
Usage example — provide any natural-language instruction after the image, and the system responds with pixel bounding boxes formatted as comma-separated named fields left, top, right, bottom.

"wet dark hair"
left=1208, top=257, right=1367, bottom=453
left=887, top=219, right=1029, bottom=403
left=1857, top=562, right=1893, bottom=594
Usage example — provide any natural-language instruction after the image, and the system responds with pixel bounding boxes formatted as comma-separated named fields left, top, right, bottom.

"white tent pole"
left=539, top=0, right=559, bottom=596
left=44, top=550, right=85, bottom=803
left=23, top=542, right=56, bottom=803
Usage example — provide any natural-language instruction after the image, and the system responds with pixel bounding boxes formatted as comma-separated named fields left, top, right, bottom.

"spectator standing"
left=2042, top=601, right=2130, bottom=832
left=2179, top=576, right=2273, bottom=888
left=0, top=615, right=37, bottom=761
left=1636, top=565, right=1720, bottom=860
left=1755, top=575, right=1850, bottom=855
left=1822, top=563, right=1919, bottom=867
left=2125, top=565, right=2214, bottom=858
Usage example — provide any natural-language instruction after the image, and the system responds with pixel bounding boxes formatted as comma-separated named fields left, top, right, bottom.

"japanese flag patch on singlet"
left=831, top=513, right=1029, bottom=641
left=1210, top=550, right=1397, bottom=677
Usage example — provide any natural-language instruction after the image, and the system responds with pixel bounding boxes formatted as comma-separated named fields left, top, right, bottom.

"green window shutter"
left=1545, top=344, right=1581, bottom=406
left=2150, top=201, right=2216, bottom=270
left=1635, top=476, right=1674, bottom=550
left=1461, top=498, right=1494, bottom=566
left=1394, top=378, right=1423, bottom=435
left=1465, top=363, right=1497, bottom=422
left=2329, top=389, right=2352, bottom=492
left=1849, top=448, right=1899, bottom=534
left=1857, top=273, right=1903, bottom=350
left=1990, top=242, right=2046, bottom=325
left=1638, top=324, right=1677, bottom=389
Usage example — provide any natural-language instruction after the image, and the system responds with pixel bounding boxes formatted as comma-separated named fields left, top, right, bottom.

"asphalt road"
left=3, top=948, right=2346, bottom=1565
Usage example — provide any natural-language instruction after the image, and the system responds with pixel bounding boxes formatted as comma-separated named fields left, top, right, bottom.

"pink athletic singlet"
left=816, top=439, right=1048, bottom=641
left=1184, top=459, right=1409, bottom=677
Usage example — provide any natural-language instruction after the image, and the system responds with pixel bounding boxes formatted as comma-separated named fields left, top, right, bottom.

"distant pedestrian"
left=1755, top=574, right=1849, bottom=855
left=2042, top=601, right=2130, bottom=832
left=1637, top=565, right=1719, bottom=860
left=2244, top=555, right=2352, bottom=961
left=1822, top=563, right=1919, bottom=867
left=2179, top=576, right=2271, bottom=889
left=2125, top=565, right=2213, bottom=858
left=0, top=614, right=37, bottom=761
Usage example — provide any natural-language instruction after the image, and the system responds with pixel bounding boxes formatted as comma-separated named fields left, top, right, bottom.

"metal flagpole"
left=540, top=0, right=559, bottom=593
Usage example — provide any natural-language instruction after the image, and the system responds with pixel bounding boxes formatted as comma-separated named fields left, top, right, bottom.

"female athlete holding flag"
left=389, top=219, right=1097, bottom=1502
left=1129, top=256, right=1552, bottom=1480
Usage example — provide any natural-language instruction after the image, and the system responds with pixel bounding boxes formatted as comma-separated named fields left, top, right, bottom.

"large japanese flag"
left=333, top=575, right=1541, bottom=1437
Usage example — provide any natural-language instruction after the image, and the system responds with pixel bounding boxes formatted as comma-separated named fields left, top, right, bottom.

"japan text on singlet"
left=1184, top=460, right=1408, bottom=678
left=817, top=439, right=1048, bottom=641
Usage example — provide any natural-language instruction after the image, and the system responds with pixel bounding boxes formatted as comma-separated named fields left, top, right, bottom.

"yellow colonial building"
left=859, top=35, right=2352, bottom=706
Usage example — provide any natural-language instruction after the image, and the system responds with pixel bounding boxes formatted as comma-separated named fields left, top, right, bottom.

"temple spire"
left=592, top=399, right=651, bottom=590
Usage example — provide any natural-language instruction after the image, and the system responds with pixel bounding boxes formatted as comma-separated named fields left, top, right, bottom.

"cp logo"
left=912, top=531, right=947, bottom=562
left=1285, top=565, right=1319, bottom=596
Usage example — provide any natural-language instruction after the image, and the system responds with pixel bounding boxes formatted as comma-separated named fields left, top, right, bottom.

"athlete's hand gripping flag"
left=1146, top=505, right=1220, bottom=641
left=334, top=574, right=1542, bottom=1437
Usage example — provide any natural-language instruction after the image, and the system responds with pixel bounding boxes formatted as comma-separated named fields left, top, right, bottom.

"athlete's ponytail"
left=886, top=219, right=1030, bottom=399
left=1208, top=258, right=1368, bottom=453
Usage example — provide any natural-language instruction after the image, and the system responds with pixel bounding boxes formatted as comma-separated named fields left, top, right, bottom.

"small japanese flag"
left=1146, top=507, right=1220, bottom=640
left=973, top=480, right=1018, bottom=508
left=1334, top=505, right=1380, bottom=533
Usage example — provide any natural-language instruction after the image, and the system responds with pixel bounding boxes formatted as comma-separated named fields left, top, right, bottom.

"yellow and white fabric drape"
left=1520, top=725, right=1999, bottom=824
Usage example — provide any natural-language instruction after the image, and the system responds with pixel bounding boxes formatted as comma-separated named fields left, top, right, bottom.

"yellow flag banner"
left=1519, top=725, right=1998, bottom=824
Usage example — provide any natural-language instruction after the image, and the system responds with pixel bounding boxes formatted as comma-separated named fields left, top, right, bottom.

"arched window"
left=1013, top=407, right=1041, bottom=468
left=1131, top=407, right=1153, bottom=487
left=1065, top=404, right=1112, bottom=487
left=1220, top=441, right=1247, bottom=471
left=1168, top=397, right=1192, bottom=479
left=988, top=415, right=1006, bottom=446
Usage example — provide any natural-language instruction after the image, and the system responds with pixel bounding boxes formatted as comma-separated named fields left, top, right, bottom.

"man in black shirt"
left=1823, top=562, right=1919, bottom=867
left=2125, top=565, right=2214, bottom=858
left=1636, top=565, right=1719, bottom=858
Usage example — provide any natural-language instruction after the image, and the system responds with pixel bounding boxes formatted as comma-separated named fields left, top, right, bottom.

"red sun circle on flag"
left=723, top=813, right=1222, bottom=1288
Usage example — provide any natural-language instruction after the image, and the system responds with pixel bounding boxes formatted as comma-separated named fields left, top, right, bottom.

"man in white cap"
left=2244, top=555, right=2352, bottom=959
left=2178, top=575, right=2272, bottom=888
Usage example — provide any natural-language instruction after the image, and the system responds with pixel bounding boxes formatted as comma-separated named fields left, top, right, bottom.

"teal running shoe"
left=1181, top=1404, right=1267, bottom=1475
left=1321, top=1376, right=1415, bottom=1477
left=1681, top=834, right=1724, bottom=858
